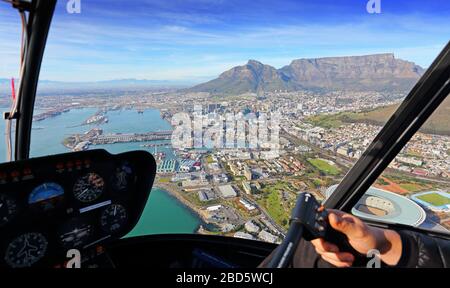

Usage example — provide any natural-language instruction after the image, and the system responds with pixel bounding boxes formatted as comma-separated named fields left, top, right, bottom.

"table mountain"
left=188, top=54, right=424, bottom=94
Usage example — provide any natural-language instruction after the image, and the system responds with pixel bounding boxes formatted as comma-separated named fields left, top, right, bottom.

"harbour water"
left=0, top=107, right=202, bottom=236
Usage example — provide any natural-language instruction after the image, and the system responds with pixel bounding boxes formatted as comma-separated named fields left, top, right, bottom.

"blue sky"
left=0, top=0, right=449, bottom=83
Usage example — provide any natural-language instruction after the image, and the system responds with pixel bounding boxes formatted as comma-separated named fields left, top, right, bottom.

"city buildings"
left=218, top=185, right=238, bottom=198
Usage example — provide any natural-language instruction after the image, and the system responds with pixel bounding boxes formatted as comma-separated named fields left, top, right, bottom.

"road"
left=282, top=127, right=450, bottom=187
left=203, top=153, right=286, bottom=236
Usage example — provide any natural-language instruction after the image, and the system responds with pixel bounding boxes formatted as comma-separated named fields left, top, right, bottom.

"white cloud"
left=0, top=3, right=448, bottom=81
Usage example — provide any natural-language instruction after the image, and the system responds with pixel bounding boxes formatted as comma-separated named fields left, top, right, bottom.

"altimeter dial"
left=73, top=173, right=104, bottom=203
left=100, top=204, right=128, bottom=234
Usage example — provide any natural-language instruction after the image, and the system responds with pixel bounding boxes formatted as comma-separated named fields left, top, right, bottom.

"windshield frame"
left=13, top=0, right=57, bottom=161
left=10, top=1, right=450, bottom=238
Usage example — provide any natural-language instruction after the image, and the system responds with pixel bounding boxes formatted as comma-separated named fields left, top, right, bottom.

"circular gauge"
left=100, top=204, right=128, bottom=234
left=4, top=232, right=48, bottom=268
left=0, top=194, right=18, bottom=227
left=73, top=173, right=104, bottom=203
left=112, top=162, right=133, bottom=191
left=29, top=182, right=64, bottom=212
left=58, top=219, right=93, bottom=249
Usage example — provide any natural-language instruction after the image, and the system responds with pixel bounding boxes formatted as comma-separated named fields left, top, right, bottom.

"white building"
left=245, top=221, right=260, bottom=233
left=218, top=185, right=238, bottom=198
left=258, top=230, right=278, bottom=243
left=234, top=232, right=255, bottom=240
left=242, top=181, right=251, bottom=194
left=239, top=199, right=256, bottom=211
left=206, top=205, right=222, bottom=212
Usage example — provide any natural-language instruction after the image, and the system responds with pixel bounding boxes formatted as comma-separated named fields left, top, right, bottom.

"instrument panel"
left=0, top=149, right=156, bottom=268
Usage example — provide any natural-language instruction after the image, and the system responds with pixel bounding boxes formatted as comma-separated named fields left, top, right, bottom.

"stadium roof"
left=326, top=185, right=426, bottom=227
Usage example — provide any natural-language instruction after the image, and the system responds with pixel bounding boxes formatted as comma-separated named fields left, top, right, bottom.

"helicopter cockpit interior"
left=0, top=149, right=156, bottom=268
left=1, top=0, right=450, bottom=270
left=0, top=148, right=277, bottom=268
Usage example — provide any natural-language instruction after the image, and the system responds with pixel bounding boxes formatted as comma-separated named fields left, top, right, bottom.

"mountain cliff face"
left=189, top=60, right=297, bottom=95
left=188, top=54, right=424, bottom=94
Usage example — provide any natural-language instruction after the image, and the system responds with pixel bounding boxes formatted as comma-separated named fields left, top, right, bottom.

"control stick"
left=266, top=192, right=367, bottom=268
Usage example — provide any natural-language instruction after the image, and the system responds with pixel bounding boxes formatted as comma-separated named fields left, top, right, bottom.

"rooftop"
left=326, top=185, right=426, bottom=227
left=218, top=185, right=238, bottom=198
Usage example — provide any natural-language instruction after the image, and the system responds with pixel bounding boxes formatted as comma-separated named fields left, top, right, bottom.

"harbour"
left=0, top=107, right=203, bottom=236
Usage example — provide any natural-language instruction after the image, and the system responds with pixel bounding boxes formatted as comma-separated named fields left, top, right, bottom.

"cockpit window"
left=348, top=100, right=450, bottom=233
left=1, top=1, right=449, bottom=242
left=0, top=6, right=22, bottom=161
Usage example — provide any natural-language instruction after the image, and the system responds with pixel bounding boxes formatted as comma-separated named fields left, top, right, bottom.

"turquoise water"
left=0, top=107, right=201, bottom=236
left=127, top=188, right=201, bottom=237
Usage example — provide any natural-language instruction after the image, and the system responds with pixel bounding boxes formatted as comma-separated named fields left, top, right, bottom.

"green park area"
left=389, top=174, right=437, bottom=192
left=306, top=113, right=347, bottom=129
left=308, top=158, right=341, bottom=176
left=157, top=177, right=171, bottom=183
left=417, top=193, right=450, bottom=207
left=205, top=155, right=215, bottom=164
left=306, top=96, right=450, bottom=136
left=399, top=182, right=427, bottom=192
left=258, top=182, right=291, bottom=229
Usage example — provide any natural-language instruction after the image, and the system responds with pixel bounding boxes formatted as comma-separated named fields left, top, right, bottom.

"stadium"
left=326, top=185, right=426, bottom=227
left=411, top=191, right=450, bottom=213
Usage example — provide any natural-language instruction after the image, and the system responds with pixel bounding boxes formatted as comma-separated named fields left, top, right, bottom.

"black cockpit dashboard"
left=0, top=149, right=156, bottom=268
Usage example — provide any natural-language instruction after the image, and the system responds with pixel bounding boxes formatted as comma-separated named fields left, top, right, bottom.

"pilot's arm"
left=260, top=210, right=450, bottom=268
left=311, top=210, right=402, bottom=267
left=311, top=210, right=450, bottom=268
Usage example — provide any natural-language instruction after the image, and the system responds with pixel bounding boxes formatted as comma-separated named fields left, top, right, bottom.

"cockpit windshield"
left=1, top=0, right=449, bottom=243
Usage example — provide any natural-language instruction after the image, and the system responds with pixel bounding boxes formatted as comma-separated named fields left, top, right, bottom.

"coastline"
left=154, top=182, right=211, bottom=234
left=30, top=106, right=212, bottom=234
left=152, top=110, right=214, bottom=233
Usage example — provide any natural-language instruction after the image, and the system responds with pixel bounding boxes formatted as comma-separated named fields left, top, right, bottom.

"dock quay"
left=92, top=131, right=172, bottom=144
left=63, top=130, right=172, bottom=151
left=140, top=142, right=171, bottom=148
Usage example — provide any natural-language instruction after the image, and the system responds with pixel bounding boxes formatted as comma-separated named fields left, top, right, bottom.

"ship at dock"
left=33, top=107, right=71, bottom=121
left=63, top=129, right=172, bottom=151
left=82, top=111, right=108, bottom=125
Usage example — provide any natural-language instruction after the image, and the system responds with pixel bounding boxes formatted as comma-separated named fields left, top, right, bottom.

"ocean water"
left=0, top=107, right=201, bottom=236
left=127, top=187, right=201, bottom=237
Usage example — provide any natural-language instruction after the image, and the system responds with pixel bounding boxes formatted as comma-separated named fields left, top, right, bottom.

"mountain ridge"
left=188, top=54, right=425, bottom=94
left=0, top=78, right=191, bottom=95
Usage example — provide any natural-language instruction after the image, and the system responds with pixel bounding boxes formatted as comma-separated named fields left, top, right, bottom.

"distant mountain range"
left=188, top=54, right=425, bottom=94
left=0, top=54, right=425, bottom=96
left=0, top=78, right=191, bottom=95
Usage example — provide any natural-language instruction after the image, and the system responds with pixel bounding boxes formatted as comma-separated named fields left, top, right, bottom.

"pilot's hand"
left=311, top=209, right=403, bottom=267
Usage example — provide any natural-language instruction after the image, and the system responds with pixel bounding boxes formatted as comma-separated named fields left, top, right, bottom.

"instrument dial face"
left=59, top=219, right=94, bottom=249
left=4, top=233, right=48, bottom=268
left=112, top=162, right=133, bottom=191
left=100, top=204, right=128, bottom=234
left=73, top=173, right=104, bottom=203
left=28, top=182, right=65, bottom=212
left=0, top=194, right=18, bottom=227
